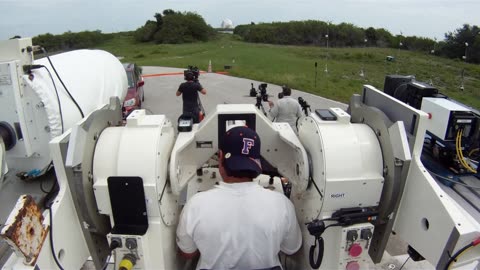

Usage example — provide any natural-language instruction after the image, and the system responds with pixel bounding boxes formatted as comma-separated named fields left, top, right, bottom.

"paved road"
left=141, top=66, right=347, bottom=125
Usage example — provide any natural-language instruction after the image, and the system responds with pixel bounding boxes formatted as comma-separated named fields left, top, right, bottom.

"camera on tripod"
left=248, top=83, right=269, bottom=101
left=184, top=65, right=200, bottom=82
left=253, top=84, right=269, bottom=117
left=298, top=97, right=311, bottom=116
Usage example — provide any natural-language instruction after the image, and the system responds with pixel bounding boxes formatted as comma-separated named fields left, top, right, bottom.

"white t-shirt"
left=176, top=181, right=302, bottom=270
left=269, top=97, right=303, bottom=132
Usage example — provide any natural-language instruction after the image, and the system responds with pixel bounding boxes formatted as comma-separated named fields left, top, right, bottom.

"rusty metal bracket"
left=1, top=195, right=49, bottom=266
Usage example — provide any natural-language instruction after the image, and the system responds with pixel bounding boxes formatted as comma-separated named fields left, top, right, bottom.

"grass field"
left=95, top=33, right=480, bottom=109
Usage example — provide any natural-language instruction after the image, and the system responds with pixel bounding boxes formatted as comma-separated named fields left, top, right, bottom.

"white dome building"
left=221, top=19, right=234, bottom=29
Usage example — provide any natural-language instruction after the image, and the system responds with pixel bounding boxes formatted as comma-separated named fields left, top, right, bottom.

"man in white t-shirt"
left=268, top=86, right=303, bottom=133
left=176, top=126, right=302, bottom=270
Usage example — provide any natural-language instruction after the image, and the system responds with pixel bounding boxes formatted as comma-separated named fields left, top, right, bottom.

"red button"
left=349, top=243, right=363, bottom=257
left=346, top=261, right=360, bottom=270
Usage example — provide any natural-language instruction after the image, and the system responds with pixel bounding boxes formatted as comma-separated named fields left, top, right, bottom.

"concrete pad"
left=141, top=66, right=347, bottom=126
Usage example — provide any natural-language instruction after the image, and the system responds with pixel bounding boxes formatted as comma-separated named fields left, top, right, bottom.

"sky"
left=1, top=0, right=479, bottom=41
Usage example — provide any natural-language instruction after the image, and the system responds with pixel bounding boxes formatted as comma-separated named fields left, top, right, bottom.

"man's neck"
left=223, top=177, right=252, bottom=183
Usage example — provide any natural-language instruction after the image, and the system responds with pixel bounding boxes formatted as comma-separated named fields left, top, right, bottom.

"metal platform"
left=2, top=66, right=477, bottom=269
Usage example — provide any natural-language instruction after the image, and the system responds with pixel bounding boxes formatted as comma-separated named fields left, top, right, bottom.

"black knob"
left=361, top=229, right=373, bottom=240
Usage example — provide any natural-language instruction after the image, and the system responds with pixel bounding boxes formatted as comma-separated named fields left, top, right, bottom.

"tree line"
left=27, top=10, right=215, bottom=51
left=32, top=30, right=113, bottom=52
left=23, top=12, right=480, bottom=64
left=234, top=21, right=480, bottom=64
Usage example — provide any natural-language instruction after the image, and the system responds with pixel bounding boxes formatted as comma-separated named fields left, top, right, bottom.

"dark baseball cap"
left=221, top=126, right=262, bottom=177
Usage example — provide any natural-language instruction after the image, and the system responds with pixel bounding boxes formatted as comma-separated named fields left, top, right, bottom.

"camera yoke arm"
left=298, top=97, right=311, bottom=116
left=169, top=104, right=310, bottom=195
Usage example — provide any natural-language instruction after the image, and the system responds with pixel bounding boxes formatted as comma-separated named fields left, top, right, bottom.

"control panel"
left=338, top=223, right=374, bottom=270
left=107, top=234, right=145, bottom=270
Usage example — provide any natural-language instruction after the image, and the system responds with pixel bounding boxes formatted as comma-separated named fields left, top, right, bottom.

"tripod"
left=255, top=95, right=268, bottom=117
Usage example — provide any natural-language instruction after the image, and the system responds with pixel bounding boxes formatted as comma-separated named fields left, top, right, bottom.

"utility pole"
left=325, top=21, right=330, bottom=73
left=396, top=32, right=403, bottom=74
left=360, top=38, right=367, bottom=78
left=429, top=38, right=436, bottom=86
left=461, top=42, right=468, bottom=91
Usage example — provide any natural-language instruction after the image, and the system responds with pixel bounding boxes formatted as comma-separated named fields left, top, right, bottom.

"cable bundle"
left=455, top=129, right=477, bottom=173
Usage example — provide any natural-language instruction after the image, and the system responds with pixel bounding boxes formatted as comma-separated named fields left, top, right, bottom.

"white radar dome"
left=221, top=19, right=234, bottom=29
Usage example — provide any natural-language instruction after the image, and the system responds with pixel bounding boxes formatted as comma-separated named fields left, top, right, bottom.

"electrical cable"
left=469, top=148, right=479, bottom=157
left=427, top=170, right=480, bottom=189
left=460, top=130, right=477, bottom=172
left=143, top=107, right=155, bottom=115
left=309, top=236, right=324, bottom=269
left=325, top=223, right=345, bottom=230
left=444, top=238, right=480, bottom=270
left=458, top=129, right=477, bottom=173
left=47, top=206, right=65, bottom=270
left=101, top=254, right=112, bottom=270
left=398, top=256, right=410, bottom=270
left=309, top=175, right=324, bottom=200
left=456, top=130, right=467, bottom=171
left=41, top=48, right=84, bottom=118
left=456, top=129, right=477, bottom=173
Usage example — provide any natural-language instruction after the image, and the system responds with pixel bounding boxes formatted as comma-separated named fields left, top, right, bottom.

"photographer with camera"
left=176, top=70, right=207, bottom=123
left=268, top=86, right=303, bottom=133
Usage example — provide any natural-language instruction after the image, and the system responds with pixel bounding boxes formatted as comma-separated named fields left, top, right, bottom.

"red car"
left=122, top=63, right=145, bottom=118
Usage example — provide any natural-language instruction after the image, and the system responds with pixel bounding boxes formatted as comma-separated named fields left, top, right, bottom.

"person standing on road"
left=176, top=71, right=207, bottom=123
left=176, top=126, right=302, bottom=270
left=268, top=86, right=303, bottom=132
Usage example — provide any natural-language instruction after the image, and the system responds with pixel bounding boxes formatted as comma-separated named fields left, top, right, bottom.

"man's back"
left=178, top=81, right=202, bottom=110
left=270, top=97, right=303, bottom=130
left=176, top=182, right=302, bottom=270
